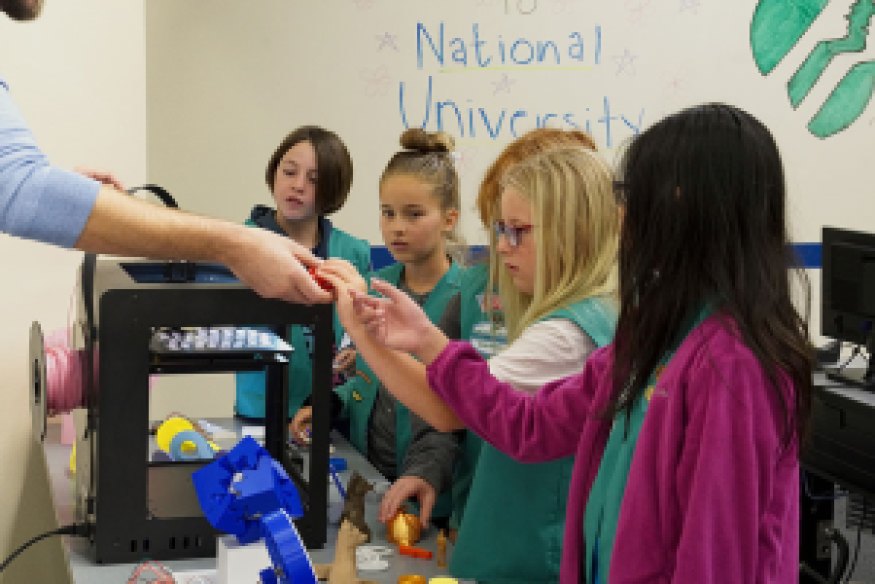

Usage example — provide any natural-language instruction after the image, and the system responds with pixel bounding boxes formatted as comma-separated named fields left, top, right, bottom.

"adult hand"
left=224, top=228, right=332, bottom=304
left=74, top=166, right=126, bottom=192
left=379, top=475, right=437, bottom=528
left=289, top=406, right=312, bottom=445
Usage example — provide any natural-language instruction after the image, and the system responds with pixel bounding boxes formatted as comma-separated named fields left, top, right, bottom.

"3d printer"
left=31, top=256, right=333, bottom=564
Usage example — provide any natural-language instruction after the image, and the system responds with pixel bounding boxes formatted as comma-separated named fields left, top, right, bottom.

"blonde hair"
left=380, top=128, right=465, bottom=259
left=492, top=146, right=619, bottom=340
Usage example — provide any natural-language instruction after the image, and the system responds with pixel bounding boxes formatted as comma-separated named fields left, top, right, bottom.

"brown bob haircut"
left=265, top=125, right=353, bottom=215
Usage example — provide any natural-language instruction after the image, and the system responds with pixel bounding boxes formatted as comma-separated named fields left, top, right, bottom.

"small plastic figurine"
left=313, top=519, right=371, bottom=584
left=340, top=471, right=374, bottom=542
left=436, top=529, right=448, bottom=568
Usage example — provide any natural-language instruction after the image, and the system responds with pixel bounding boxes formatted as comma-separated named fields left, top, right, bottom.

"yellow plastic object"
left=156, top=416, right=220, bottom=457
left=387, top=512, right=422, bottom=546
left=156, top=416, right=194, bottom=452
left=428, top=578, right=458, bottom=584
left=68, top=443, right=76, bottom=474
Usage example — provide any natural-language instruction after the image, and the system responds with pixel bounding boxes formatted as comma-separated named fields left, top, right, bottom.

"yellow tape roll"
left=155, top=416, right=195, bottom=452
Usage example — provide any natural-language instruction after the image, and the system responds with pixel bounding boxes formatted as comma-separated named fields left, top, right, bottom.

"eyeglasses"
left=493, top=221, right=534, bottom=248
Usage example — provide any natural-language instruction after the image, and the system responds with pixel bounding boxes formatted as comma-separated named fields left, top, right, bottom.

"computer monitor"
left=821, top=226, right=875, bottom=389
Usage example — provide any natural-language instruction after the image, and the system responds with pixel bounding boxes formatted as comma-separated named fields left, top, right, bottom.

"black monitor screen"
left=822, top=226, right=875, bottom=346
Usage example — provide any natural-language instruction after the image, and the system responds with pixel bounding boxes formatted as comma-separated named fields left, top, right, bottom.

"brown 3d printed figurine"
left=340, top=471, right=374, bottom=542
left=313, top=519, right=379, bottom=584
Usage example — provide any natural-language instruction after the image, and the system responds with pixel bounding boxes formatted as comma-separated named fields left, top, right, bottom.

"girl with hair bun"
left=292, top=128, right=464, bottom=530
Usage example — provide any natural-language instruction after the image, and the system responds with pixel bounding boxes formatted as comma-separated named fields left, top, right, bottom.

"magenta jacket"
left=427, top=315, right=799, bottom=583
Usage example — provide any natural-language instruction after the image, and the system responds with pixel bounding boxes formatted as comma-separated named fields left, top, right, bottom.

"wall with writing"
left=145, top=0, right=874, bottom=256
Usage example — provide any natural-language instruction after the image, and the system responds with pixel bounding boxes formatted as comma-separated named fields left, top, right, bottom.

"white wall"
left=142, top=0, right=874, bottom=341
left=0, top=2, right=146, bottom=582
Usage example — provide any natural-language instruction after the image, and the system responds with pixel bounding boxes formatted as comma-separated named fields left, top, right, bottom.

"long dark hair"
left=611, top=103, right=813, bottom=442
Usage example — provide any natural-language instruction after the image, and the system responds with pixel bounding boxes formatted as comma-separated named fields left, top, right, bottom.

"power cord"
left=800, top=527, right=850, bottom=584
left=0, top=522, right=90, bottom=573
left=843, top=497, right=867, bottom=584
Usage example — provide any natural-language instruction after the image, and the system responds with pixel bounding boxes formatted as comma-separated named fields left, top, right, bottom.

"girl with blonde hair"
left=319, top=143, right=620, bottom=583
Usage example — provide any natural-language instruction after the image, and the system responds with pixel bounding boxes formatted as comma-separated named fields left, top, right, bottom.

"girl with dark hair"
left=235, top=126, right=371, bottom=419
left=322, top=103, right=813, bottom=583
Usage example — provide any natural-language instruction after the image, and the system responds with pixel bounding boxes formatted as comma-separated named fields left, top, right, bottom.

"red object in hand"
left=308, top=265, right=334, bottom=291
left=398, top=545, right=433, bottom=560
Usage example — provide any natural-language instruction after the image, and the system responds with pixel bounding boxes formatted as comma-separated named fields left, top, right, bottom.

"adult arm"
left=0, top=82, right=329, bottom=303
left=76, top=187, right=330, bottom=302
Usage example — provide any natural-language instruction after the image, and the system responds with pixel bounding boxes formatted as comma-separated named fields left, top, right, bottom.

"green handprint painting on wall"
left=751, top=0, right=874, bottom=138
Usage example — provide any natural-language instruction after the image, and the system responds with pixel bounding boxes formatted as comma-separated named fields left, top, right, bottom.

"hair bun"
left=399, top=128, right=455, bottom=154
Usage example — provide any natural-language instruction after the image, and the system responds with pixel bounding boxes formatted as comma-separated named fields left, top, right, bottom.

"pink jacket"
left=427, top=315, right=799, bottom=583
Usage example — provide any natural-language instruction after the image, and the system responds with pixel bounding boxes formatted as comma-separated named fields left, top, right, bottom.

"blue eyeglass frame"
left=493, top=221, right=534, bottom=248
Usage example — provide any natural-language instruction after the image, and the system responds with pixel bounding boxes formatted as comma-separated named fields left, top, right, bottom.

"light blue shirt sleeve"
left=0, top=79, right=100, bottom=248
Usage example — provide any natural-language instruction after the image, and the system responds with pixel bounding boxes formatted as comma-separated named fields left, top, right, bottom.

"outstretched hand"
left=317, top=273, right=449, bottom=363
left=353, top=279, right=433, bottom=354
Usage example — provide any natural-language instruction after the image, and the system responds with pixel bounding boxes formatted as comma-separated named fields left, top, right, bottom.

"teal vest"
left=335, top=261, right=462, bottom=516
left=451, top=297, right=617, bottom=584
left=234, top=226, right=371, bottom=418
left=449, top=263, right=493, bottom=531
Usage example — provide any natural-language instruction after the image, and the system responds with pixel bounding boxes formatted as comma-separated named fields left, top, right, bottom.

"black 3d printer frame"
left=81, top=259, right=332, bottom=563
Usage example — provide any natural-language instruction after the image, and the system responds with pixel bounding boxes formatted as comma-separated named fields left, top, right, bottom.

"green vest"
left=335, top=261, right=462, bottom=515
left=451, top=296, right=617, bottom=584
left=449, top=263, right=493, bottom=531
left=234, top=226, right=371, bottom=418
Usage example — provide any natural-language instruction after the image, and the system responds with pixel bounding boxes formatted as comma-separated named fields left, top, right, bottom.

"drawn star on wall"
left=376, top=32, right=399, bottom=51
left=679, top=0, right=701, bottom=14
left=613, top=49, right=638, bottom=76
left=492, top=73, right=516, bottom=94
left=551, top=0, right=575, bottom=14
left=360, top=66, right=391, bottom=97
left=625, top=0, right=653, bottom=24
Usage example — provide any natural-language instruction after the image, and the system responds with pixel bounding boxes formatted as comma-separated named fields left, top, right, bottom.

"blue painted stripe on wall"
left=370, top=243, right=822, bottom=271
left=370, top=245, right=488, bottom=270
left=370, top=246, right=395, bottom=271
left=793, top=243, right=821, bottom=269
